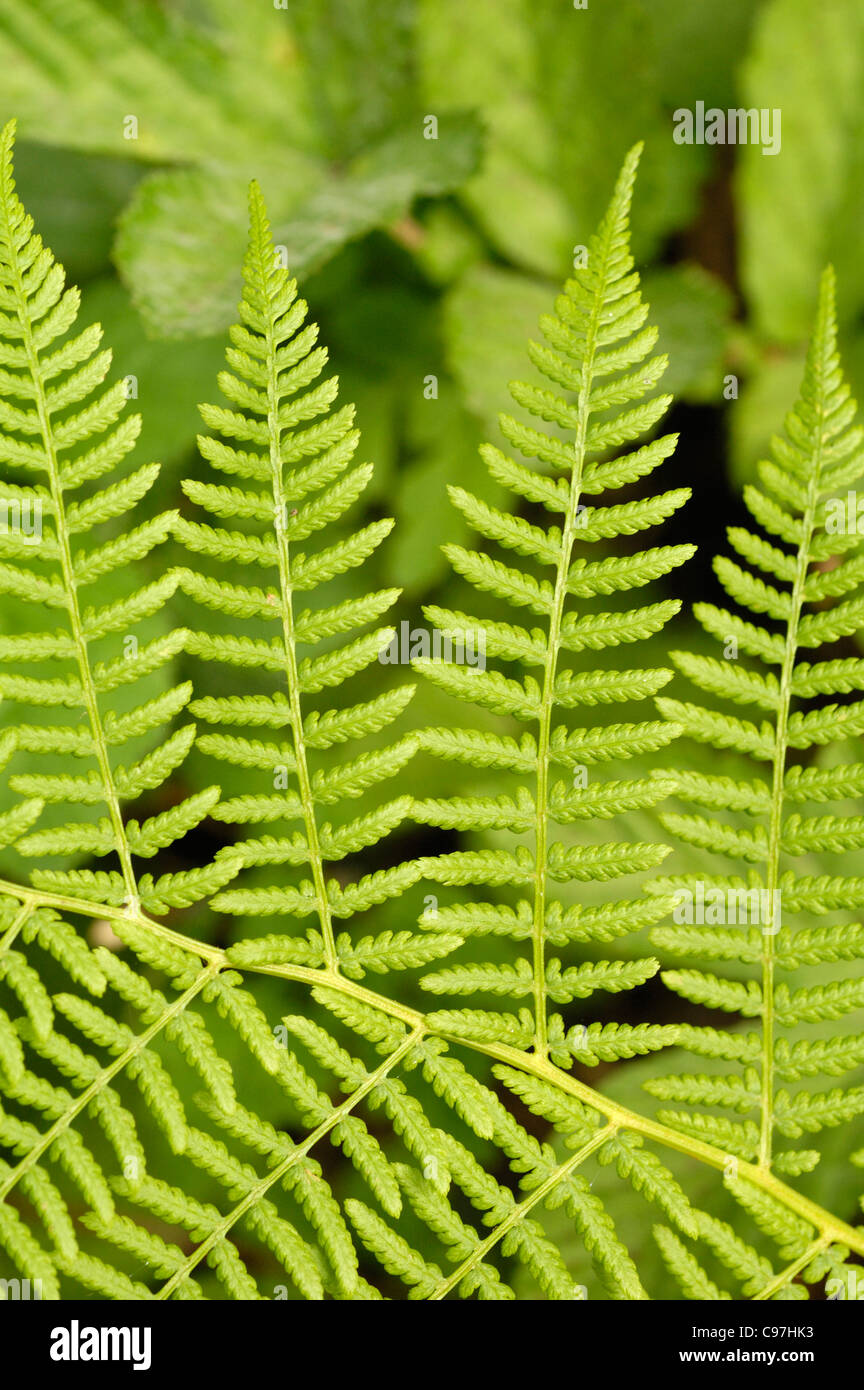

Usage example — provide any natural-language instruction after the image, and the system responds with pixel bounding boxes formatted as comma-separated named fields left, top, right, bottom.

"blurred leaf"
left=413, top=204, right=485, bottom=286
left=288, top=0, right=417, bottom=158
left=116, top=113, right=482, bottom=338
left=740, top=0, right=864, bottom=342
left=385, top=392, right=485, bottom=594
left=533, top=0, right=706, bottom=263
left=419, top=0, right=706, bottom=275
left=649, top=0, right=765, bottom=108
left=729, top=350, right=806, bottom=492
left=0, top=1, right=482, bottom=342
left=444, top=265, right=551, bottom=432
left=418, top=0, right=572, bottom=278
left=354, top=112, right=481, bottom=197
left=172, top=0, right=318, bottom=145
left=0, top=0, right=298, bottom=162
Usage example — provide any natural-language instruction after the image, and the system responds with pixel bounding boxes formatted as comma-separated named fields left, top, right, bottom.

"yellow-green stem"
left=0, top=962, right=220, bottom=1202
left=157, top=1024, right=423, bottom=1298
left=2, top=875, right=861, bottom=1260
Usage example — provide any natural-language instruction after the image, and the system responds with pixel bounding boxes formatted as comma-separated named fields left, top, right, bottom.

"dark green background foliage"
left=2, top=0, right=864, bottom=1297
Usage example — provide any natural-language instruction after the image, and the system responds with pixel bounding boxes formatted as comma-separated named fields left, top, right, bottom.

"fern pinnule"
left=652, top=265, right=864, bottom=1176
left=414, top=144, right=694, bottom=1066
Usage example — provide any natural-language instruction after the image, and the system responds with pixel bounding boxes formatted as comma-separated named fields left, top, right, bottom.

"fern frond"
left=177, top=182, right=426, bottom=984
left=0, top=120, right=222, bottom=911
left=3, top=120, right=864, bottom=1306
left=415, top=145, right=692, bottom=1061
left=655, top=265, right=864, bottom=1172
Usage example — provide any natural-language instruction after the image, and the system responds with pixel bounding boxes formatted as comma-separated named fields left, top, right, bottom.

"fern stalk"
left=757, top=286, right=830, bottom=1167
left=752, top=1235, right=831, bottom=1301
left=414, top=141, right=691, bottom=1064
left=0, top=900, right=30, bottom=954
left=0, top=877, right=224, bottom=963
left=176, top=181, right=425, bottom=983
left=655, top=264, right=864, bottom=1183
left=0, top=118, right=227, bottom=916
left=429, top=1120, right=617, bottom=1299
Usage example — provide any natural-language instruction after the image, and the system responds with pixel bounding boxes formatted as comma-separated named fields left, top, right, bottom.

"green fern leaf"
left=0, top=120, right=223, bottom=908
left=3, top=123, right=864, bottom=1306
left=416, top=146, right=690, bottom=1062
left=657, top=264, right=864, bottom=1173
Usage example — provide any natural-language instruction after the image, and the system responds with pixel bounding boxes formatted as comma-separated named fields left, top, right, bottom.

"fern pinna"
left=0, top=119, right=235, bottom=917
left=2, top=127, right=864, bottom=1302
left=413, top=144, right=693, bottom=1065
left=174, top=180, right=455, bottom=975
left=649, top=269, right=864, bottom=1196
